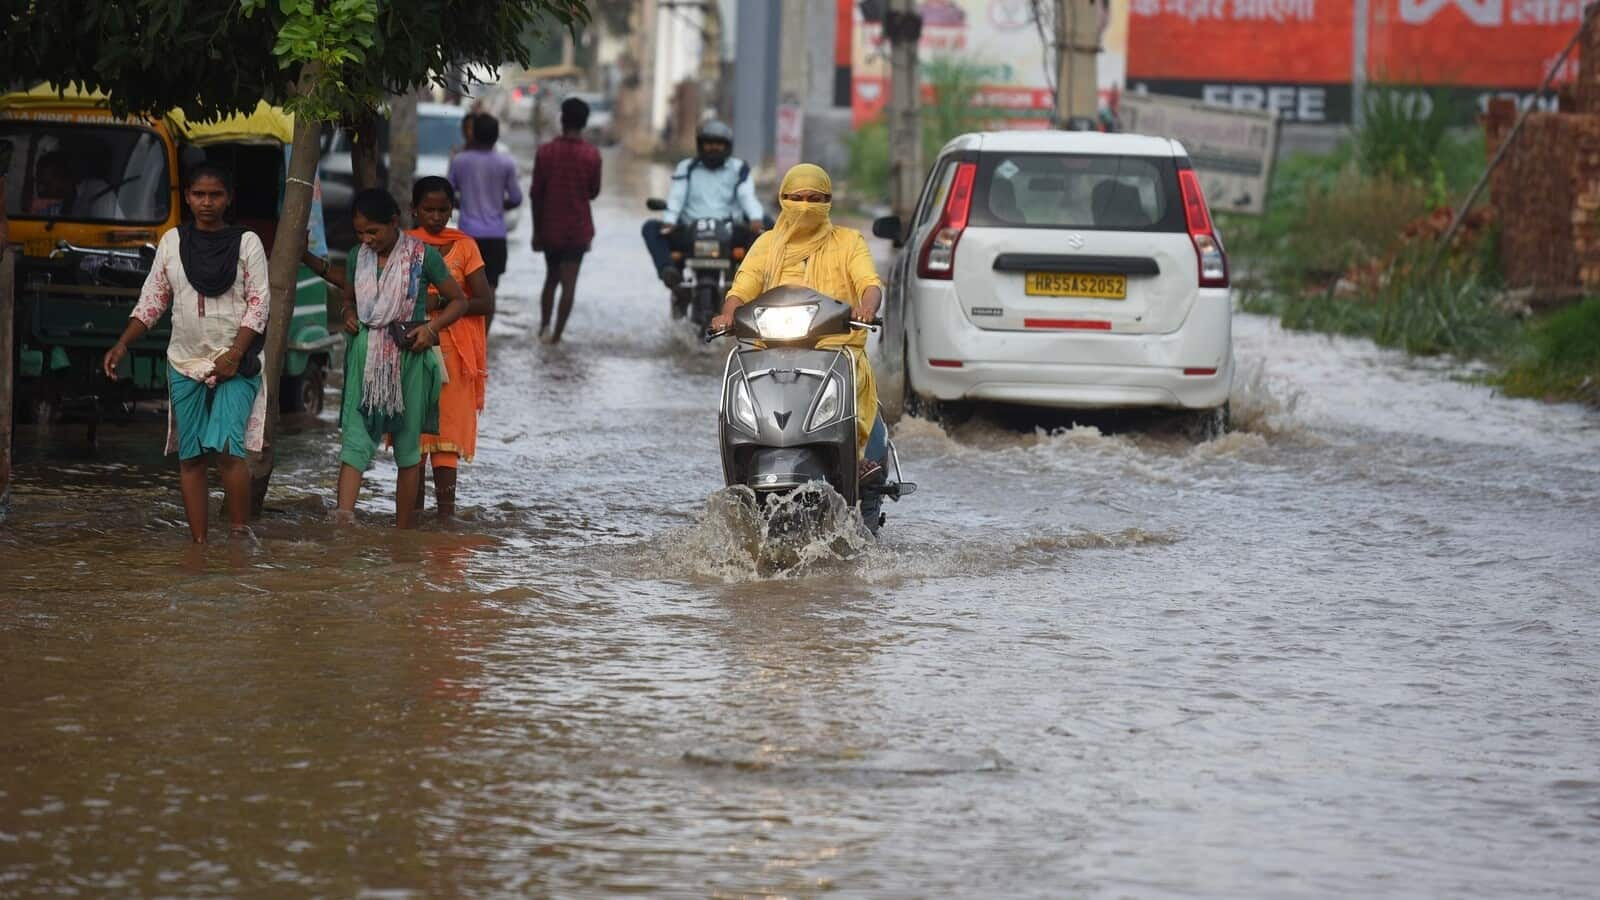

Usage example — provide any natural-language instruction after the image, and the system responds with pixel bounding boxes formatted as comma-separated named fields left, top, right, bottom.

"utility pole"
left=1054, top=0, right=1100, bottom=127
left=1352, top=0, right=1370, bottom=129
left=885, top=0, right=923, bottom=224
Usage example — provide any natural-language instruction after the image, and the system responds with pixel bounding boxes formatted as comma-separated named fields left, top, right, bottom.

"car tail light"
left=1178, top=168, right=1228, bottom=288
left=918, top=162, right=977, bottom=280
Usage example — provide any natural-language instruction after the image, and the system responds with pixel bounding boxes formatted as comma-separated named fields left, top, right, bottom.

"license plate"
left=693, top=258, right=731, bottom=269
left=694, top=240, right=722, bottom=257
left=24, top=238, right=55, bottom=257
left=1025, top=271, right=1126, bottom=299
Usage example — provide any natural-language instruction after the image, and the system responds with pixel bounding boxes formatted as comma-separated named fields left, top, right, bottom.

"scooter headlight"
left=807, top=375, right=842, bottom=430
left=731, top=378, right=759, bottom=434
left=752, top=304, right=817, bottom=341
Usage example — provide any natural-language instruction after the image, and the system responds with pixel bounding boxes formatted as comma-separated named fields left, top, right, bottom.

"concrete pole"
left=1054, top=0, right=1099, bottom=126
left=733, top=0, right=781, bottom=167
left=628, top=0, right=660, bottom=153
left=886, top=0, right=923, bottom=223
left=1352, top=0, right=1369, bottom=129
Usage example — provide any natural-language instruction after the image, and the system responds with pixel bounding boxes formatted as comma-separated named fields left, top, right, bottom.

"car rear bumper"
left=909, top=287, right=1233, bottom=410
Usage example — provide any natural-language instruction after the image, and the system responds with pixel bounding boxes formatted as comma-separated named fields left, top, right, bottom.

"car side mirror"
left=646, top=197, right=668, bottom=212
left=872, top=215, right=903, bottom=245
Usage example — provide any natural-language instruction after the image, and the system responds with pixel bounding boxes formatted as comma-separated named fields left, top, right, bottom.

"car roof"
left=943, top=130, right=1184, bottom=158
left=418, top=102, right=468, bottom=120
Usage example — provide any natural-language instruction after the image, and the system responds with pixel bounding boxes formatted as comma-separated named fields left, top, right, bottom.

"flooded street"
left=3, top=151, right=1600, bottom=897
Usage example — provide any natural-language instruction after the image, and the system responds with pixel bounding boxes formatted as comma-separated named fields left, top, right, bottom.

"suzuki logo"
left=773, top=411, right=791, bottom=428
left=1400, top=0, right=1502, bottom=26
left=1065, top=232, right=1085, bottom=250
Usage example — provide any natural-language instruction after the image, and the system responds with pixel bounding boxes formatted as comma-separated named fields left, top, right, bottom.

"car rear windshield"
left=969, top=152, right=1185, bottom=232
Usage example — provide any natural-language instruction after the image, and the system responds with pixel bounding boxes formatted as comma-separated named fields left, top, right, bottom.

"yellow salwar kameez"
left=726, top=165, right=883, bottom=455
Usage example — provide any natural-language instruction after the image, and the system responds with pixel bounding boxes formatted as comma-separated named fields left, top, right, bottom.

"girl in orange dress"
left=407, top=176, right=495, bottom=518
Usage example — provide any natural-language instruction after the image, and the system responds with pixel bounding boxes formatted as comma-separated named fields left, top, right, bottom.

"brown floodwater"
left=3, top=153, right=1600, bottom=897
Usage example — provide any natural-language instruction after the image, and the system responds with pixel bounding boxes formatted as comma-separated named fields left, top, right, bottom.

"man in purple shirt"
left=446, top=113, right=522, bottom=291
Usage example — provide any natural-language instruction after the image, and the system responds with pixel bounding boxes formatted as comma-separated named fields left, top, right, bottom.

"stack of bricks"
left=1487, top=10, right=1600, bottom=298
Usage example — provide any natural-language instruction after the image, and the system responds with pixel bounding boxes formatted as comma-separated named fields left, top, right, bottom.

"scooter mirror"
left=646, top=198, right=668, bottom=212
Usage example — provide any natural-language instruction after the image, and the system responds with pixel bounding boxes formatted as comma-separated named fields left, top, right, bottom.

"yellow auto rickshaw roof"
left=0, top=82, right=123, bottom=114
left=0, top=84, right=292, bottom=144
left=168, top=102, right=294, bottom=145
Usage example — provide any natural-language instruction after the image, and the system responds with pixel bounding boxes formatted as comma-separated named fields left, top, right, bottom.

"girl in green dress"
left=306, top=189, right=470, bottom=528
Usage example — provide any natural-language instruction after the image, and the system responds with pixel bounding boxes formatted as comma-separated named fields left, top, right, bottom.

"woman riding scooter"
left=710, top=163, right=888, bottom=484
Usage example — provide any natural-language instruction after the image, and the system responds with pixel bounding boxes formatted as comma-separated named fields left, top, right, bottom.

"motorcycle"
left=707, top=285, right=915, bottom=534
left=646, top=198, right=741, bottom=329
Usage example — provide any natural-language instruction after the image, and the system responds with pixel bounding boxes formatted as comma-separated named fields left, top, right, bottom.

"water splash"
left=634, top=484, right=878, bottom=582
left=1229, top=358, right=1304, bottom=438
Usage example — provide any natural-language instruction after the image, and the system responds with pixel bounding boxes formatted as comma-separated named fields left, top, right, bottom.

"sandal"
left=857, top=458, right=886, bottom=485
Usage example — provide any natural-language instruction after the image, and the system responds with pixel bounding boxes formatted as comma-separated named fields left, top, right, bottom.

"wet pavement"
left=3, top=149, right=1600, bottom=897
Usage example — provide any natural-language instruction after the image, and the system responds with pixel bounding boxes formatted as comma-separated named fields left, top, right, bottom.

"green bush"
left=1357, top=86, right=1464, bottom=193
left=1500, top=297, right=1600, bottom=402
left=845, top=57, right=995, bottom=206
left=846, top=118, right=891, bottom=206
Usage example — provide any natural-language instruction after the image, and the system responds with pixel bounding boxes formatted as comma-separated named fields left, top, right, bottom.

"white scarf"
left=354, top=232, right=425, bottom=416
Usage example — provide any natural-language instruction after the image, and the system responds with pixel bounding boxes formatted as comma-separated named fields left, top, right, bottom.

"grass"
left=1499, top=297, right=1600, bottom=404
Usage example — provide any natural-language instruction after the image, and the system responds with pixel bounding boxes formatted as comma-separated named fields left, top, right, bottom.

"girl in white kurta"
left=104, top=165, right=269, bottom=543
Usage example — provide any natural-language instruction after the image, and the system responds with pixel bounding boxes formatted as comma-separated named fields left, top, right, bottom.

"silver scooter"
left=708, top=286, right=916, bottom=533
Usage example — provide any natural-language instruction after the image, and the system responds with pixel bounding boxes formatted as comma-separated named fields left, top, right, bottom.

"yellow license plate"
left=24, top=238, right=55, bottom=258
left=1025, top=271, right=1127, bottom=299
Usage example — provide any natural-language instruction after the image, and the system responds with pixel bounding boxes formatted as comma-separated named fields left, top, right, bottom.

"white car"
left=320, top=103, right=520, bottom=247
left=875, top=131, right=1233, bottom=433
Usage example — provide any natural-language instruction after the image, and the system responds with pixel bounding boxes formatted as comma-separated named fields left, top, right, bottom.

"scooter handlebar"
left=851, top=317, right=884, bottom=331
left=704, top=327, right=729, bottom=343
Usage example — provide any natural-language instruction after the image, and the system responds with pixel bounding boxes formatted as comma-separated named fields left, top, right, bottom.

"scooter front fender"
left=744, top=447, right=832, bottom=492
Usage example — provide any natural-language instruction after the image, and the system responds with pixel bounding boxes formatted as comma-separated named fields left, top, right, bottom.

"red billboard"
left=1367, top=0, right=1586, bottom=89
left=1126, top=0, right=1588, bottom=124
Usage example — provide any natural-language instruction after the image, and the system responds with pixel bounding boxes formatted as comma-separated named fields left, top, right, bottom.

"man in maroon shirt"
left=529, top=97, right=602, bottom=344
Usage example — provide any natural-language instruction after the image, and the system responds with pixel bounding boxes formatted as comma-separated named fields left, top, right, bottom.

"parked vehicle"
left=319, top=103, right=519, bottom=250
left=873, top=131, right=1233, bottom=435
left=645, top=198, right=743, bottom=329
left=1, top=85, right=339, bottom=434
left=708, top=286, right=915, bottom=534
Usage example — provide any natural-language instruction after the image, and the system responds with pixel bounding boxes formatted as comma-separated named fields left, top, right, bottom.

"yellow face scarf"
left=764, top=164, right=836, bottom=289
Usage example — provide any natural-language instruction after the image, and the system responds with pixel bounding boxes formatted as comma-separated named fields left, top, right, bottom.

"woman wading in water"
left=304, top=189, right=470, bottom=528
left=104, top=164, right=270, bottom=543
left=406, top=176, right=494, bottom=518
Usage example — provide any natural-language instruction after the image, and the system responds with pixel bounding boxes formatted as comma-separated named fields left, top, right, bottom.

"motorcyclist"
left=641, top=120, right=768, bottom=298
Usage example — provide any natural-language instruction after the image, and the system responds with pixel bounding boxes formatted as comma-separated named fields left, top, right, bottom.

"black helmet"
left=696, top=119, right=734, bottom=147
left=696, top=120, right=734, bottom=169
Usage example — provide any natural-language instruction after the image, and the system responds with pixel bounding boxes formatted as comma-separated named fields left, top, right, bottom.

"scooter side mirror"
left=872, top=215, right=903, bottom=245
left=646, top=198, right=668, bottom=212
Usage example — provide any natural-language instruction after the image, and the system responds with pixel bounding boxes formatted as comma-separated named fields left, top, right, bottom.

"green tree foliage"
left=0, top=0, right=589, bottom=121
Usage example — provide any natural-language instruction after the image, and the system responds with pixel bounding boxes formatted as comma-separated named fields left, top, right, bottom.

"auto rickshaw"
left=0, top=84, right=338, bottom=436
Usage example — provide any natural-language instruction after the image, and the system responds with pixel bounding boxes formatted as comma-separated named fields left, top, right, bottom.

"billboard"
left=1126, top=0, right=1588, bottom=124
left=851, top=0, right=1061, bottom=128
left=1367, top=0, right=1588, bottom=90
left=1119, top=93, right=1280, bottom=214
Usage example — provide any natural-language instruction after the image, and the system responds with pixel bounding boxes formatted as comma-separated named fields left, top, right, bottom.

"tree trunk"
left=351, top=109, right=381, bottom=192
left=249, top=114, right=324, bottom=515
left=386, top=90, right=421, bottom=220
